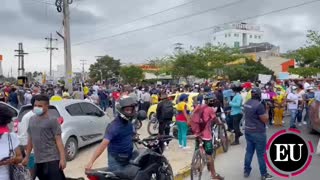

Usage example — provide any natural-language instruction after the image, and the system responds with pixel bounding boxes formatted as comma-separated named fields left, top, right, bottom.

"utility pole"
left=14, top=43, right=28, bottom=77
left=45, top=33, right=58, bottom=78
left=56, top=0, right=73, bottom=93
left=80, top=59, right=87, bottom=81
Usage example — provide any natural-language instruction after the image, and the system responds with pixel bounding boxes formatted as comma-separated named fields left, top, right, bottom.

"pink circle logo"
left=265, top=129, right=314, bottom=178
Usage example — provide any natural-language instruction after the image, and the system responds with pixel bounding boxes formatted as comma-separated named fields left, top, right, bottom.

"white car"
left=15, top=100, right=112, bottom=161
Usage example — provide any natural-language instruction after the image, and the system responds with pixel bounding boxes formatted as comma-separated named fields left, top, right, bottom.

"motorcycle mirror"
left=137, top=110, right=147, bottom=121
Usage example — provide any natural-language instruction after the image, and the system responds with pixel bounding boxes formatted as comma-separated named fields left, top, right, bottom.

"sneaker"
left=298, top=123, right=302, bottom=126
left=243, top=172, right=250, bottom=178
left=303, top=121, right=307, bottom=125
left=261, top=173, right=273, bottom=180
left=182, top=146, right=190, bottom=150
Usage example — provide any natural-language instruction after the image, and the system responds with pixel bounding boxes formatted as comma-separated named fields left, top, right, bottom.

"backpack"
left=190, top=105, right=207, bottom=135
left=161, top=101, right=174, bottom=120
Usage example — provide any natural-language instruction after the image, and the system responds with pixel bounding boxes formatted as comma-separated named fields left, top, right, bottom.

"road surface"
left=185, top=118, right=320, bottom=180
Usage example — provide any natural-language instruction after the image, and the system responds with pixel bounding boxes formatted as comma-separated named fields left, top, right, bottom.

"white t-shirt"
left=287, top=93, right=299, bottom=110
left=18, top=111, right=35, bottom=146
left=261, top=93, right=270, bottom=100
left=0, top=133, right=20, bottom=180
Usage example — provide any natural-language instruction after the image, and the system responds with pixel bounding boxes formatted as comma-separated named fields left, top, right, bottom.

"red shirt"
left=112, top=92, right=120, bottom=101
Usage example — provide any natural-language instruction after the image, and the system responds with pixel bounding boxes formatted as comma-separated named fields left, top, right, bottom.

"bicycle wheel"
left=219, top=124, right=229, bottom=153
left=147, top=119, right=159, bottom=135
left=191, top=150, right=205, bottom=180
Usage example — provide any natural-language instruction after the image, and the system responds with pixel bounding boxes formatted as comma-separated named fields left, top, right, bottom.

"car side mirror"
left=137, top=110, right=147, bottom=121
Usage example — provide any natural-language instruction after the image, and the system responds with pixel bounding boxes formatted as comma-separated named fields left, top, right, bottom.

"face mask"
left=34, top=107, right=44, bottom=116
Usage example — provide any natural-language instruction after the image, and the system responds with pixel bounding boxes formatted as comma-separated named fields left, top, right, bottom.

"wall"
left=212, top=29, right=264, bottom=47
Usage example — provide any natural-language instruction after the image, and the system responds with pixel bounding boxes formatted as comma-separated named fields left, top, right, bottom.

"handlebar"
left=134, top=135, right=173, bottom=147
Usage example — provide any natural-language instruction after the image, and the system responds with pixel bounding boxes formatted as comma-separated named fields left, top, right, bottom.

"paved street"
left=64, top=115, right=195, bottom=179
left=185, top=117, right=320, bottom=180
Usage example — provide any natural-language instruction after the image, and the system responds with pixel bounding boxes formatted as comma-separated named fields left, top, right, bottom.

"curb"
left=174, top=132, right=235, bottom=180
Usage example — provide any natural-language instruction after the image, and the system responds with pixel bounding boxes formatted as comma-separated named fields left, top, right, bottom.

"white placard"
left=258, top=74, right=271, bottom=84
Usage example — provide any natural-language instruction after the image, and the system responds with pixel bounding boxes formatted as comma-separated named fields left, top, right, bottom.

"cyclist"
left=194, top=93, right=224, bottom=180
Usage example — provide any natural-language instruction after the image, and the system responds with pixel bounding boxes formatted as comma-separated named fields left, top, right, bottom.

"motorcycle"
left=85, top=135, right=174, bottom=180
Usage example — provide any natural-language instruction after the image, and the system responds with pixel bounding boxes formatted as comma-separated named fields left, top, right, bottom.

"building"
left=281, top=59, right=296, bottom=72
left=52, top=64, right=65, bottom=81
left=212, top=22, right=264, bottom=48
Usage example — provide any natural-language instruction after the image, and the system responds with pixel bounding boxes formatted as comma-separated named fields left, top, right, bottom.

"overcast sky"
left=0, top=0, right=319, bottom=76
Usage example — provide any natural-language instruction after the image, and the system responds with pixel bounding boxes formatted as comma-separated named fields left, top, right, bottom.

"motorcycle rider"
left=85, top=96, right=137, bottom=171
left=194, top=93, right=224, bottom=180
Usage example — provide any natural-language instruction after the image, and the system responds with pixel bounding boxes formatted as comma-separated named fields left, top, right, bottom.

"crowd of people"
left=0, top=78, right=320, bottom=180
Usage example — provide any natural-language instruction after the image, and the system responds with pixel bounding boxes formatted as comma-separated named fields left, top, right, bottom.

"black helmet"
left=251, top=88, right=261, bottom=100
left=117, top=96, right=137, bottom=121
left=231, top=81, right=243, bottom=92
left=136, top=110, right=147, bottom=121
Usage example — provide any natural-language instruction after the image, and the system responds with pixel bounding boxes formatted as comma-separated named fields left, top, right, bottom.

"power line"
left=103, top=0, right=320, bottom=53
left=93, top=0, right=202, bottom=33
left=72, top=0, right=245, bottom=46
left=25, top=0, right=56, bottom=6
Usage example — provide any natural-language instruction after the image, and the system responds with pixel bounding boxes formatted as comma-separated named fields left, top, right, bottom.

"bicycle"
left=191, top=137, right=207, bottom=180
left=212, top=121, right=229, bottom=159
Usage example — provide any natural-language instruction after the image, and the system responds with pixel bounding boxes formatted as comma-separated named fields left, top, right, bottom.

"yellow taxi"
left=147, top=92, right=199, bottom=120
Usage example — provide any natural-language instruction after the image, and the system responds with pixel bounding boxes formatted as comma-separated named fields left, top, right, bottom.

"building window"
left=228, top=33, right=231, bottom=37
left=225, top=34, right=227, bottom=38
left=249, top=35, right=252, bottom=38
left=254, top=35, right=257, bottom=39
left=234, top=41, right=240, bottom=48
left=258, top=35, right=261, bottom=39
left=234, top=33, right=239, bottom=37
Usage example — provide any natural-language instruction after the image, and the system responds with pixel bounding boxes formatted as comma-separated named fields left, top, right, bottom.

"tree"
left=120, top=65, right=144, bottom=84
left=89, top=55, right=121, bottom=82
left=287, top=30, right=320, bottom=77
left=223, top=59, right=274, bottom=81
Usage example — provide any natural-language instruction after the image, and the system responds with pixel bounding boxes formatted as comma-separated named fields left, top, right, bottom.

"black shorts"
left=35, top=160, right=66, bottom=180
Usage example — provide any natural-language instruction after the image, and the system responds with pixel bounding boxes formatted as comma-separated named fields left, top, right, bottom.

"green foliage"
left=287, top=30, right=320, bottom=77
left=289, top=67, right=320, bottom=78
left=120, top=65, right=144, bottom=84
left=223, top=60, right=274, bottom=82
left=89, top=55, right=121, bottom=81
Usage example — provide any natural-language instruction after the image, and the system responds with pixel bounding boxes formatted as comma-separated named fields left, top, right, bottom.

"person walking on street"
left=176, top=94, right=190, bottom=149
left=273, top=87, right=285, bottom=126
left=141, top=88, right=151, bottom=112
left=287, top=86, right=299, bottom=128
left=229, top=82, right=243, bottom=145
left=0, top=103, right=23, bottom=180
left=8, top=87, right=19, bottom=109
left=22, top=95, right=66, bottom=180
left=98, top=87, right=109, bottom=112
left=156, top=93, right=174, bottom=145
left=243, top=88, right=273, bottom=180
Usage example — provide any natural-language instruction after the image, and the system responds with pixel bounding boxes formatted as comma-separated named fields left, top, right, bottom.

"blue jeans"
left=244, top=132, right=267, bottom=176
left=108, top=153, right=130, bottom=172
left=177, top=121, right=188, bottom=147
left=100, top=99, right=109, bottom=111
left=296, top=109, right=303, bottom=123
left=289, top=109, right=298, bottom=128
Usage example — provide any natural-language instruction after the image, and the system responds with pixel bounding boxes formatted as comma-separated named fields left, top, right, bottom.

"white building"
left=212, top=22, right=264, bottom=48
left=52, top=64, right=65, bottom=81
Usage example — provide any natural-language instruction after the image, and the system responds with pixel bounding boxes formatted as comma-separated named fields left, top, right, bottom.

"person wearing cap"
left=287, top=86, right=299, bottom=128
left=176, top=94, right=190, bottom=149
